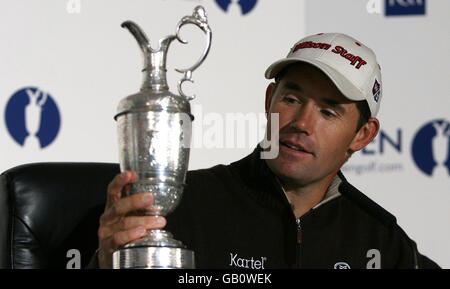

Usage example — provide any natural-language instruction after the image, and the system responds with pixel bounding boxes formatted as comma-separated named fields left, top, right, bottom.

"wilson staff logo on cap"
left=265, top=33, right=383, bottom=117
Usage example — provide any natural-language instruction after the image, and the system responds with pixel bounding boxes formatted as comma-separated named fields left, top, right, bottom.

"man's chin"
left=266, top=159, right=312, bottom=185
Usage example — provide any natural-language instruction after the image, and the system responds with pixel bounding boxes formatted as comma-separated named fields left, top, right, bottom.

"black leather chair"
left=0, top=162, right=120, bottom=268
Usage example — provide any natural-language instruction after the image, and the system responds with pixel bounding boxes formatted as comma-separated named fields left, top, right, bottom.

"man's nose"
left=290, top=103, right=316, bottom=135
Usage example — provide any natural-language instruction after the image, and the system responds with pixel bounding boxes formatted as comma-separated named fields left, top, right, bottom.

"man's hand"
left=97, top=171, right=167, bottom=268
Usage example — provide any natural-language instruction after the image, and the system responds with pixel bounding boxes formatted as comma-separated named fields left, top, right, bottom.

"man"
left=92, top=33, right=439, bottom=269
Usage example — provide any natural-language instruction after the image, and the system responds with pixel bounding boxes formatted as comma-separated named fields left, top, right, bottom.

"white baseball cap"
left=265, top=33, right=382, bottom=117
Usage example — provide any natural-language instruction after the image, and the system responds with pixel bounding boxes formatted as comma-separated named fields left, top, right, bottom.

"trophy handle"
left=175, top=6, right=212, bottom=101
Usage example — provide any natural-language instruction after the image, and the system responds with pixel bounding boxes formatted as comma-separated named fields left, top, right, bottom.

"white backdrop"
left=1, top=0, right=448, bottom=268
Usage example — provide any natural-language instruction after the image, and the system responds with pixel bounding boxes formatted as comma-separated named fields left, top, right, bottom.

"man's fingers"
left=117, top=215, right=167, bottom=231
left=99, top=226, right=147, bottom=268
left=106, top=171, right=137, bottom=207
left=99, top=215, right=167, bottom=239
left=102, top=226, right=147, bottom=253
left=113, top=193, right=154, bottom=216
left=97, top=215, right=167, bottom=268
left=101, top=193, right=154, bottom=224
left=108, top=217, right=165, bottom=249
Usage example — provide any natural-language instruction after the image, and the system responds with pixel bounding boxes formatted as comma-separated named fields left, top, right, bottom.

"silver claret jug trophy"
left=112, top=6, right=212, bottom=269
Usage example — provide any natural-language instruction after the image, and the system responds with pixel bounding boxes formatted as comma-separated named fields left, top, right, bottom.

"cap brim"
left=264, top=58, right=366, bottom=102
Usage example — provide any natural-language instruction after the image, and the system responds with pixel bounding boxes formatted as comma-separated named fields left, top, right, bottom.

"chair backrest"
left=0, top=162, right=119, bottom=268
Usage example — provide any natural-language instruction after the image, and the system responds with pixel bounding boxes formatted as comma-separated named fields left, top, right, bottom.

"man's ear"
left=348, top=117, right=380, bottom=154
left=265, top=82, right=276, bottom=118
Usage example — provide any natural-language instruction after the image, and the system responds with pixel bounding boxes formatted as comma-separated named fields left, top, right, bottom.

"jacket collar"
left=229, top=146, right=397, bottom=227
left=229, top=146, right=291, bottom=212
left=230, top=145, right=343, bottom=213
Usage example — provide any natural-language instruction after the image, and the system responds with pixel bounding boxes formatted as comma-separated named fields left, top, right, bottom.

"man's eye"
left=283, top=96, right=298, bottom=104
left=322, top=110, right=337, bottom=118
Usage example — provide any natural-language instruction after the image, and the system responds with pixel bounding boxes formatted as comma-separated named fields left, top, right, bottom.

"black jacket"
left=164, top=146, right=439, bottom=269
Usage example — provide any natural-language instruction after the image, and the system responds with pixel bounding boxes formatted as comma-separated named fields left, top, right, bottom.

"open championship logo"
left=215, top=0, right=258, bottom=15
left=411, top=119, right=450, bottom=177
left=5, top=87, right=61, bottom=149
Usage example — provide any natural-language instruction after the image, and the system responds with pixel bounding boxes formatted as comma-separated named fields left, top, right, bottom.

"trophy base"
left=112, top=230, right=195, bottom=269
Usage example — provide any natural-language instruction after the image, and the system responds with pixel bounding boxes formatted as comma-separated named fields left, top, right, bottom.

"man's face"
left=265, top=63, right=363, bottom=188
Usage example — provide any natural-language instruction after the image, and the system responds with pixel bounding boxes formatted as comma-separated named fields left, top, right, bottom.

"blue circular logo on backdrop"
left=5, top=87, right=61, bottom=149
left=411, top=119, right=450, bottom=177
left=215, top=0, right=258, bottom=15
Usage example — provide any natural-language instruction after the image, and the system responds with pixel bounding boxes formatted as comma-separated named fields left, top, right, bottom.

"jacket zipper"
left=296, top=217, right=302, bottom=268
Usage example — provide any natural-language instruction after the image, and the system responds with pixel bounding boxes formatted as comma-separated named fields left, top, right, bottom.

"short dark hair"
left=273, top=63, right=371, bottom=132
left=355, top=100, right=371, bottom=132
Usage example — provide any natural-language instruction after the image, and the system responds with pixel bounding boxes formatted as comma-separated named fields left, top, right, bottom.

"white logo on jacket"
left=229, top=253, right=267, bottom=269
left=334, top=262, right=351, bottom=269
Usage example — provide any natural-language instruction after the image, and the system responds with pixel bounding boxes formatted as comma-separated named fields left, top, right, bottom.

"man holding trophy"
left=91, top=7, right=439, bottom=269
